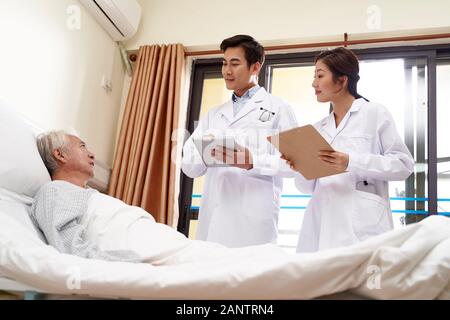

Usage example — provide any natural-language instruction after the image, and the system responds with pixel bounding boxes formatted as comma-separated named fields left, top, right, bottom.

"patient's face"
left=64, top=135, right=96, bottom=178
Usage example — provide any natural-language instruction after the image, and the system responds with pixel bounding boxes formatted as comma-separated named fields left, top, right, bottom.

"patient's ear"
left=52, top=148, right=67, bottom=164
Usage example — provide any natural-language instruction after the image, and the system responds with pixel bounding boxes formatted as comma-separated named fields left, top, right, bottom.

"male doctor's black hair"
left=220, top=35, right=265, bottom=68
left=315, top=47, right=368, bottom=101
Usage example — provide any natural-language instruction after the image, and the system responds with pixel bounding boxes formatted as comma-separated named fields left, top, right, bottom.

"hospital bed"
left=0, top=104, right=449, bottom=300
left=1, top=185, right=449, bottom=300
left=0, top=277, right=44, bottom=300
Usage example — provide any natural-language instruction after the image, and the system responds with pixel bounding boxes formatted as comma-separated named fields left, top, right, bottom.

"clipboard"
left=193, top=135, right=239, bottom=167
left=267, top=125, right=345, bottom=180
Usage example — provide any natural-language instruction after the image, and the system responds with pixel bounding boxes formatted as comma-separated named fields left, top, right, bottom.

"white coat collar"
left=347, top=97, right=365, bottom=113
left=219, top=100, right=234, bottom=123
left=320, top=98, right=366, bottom=136
left=220, top=87, right=268, bottom=124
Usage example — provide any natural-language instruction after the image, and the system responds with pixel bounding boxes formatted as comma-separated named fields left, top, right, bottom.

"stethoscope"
left=258, top=107, right=275, bottom=122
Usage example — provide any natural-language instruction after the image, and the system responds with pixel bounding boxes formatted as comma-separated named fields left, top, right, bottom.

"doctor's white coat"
left=295, top=98, right=415, bottom=252
left=181, top=87, right=297, bottom=247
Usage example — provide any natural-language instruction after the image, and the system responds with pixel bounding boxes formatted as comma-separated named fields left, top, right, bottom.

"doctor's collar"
left=329, top=97, right=365, bottom=117
left=232, top=85, right=260, bottom=102
left=348, top=97, right=365, bottom=113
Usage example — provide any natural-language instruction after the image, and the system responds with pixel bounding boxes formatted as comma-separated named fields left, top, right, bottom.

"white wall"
left=0, top=0, right=125, bottom=178
left=126, top=0, right=450, bottom=50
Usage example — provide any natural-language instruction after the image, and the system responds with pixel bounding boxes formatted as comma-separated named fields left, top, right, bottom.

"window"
left=437, top=59, right=450, bottom=216
left=188, top=73, right=232, bottom=239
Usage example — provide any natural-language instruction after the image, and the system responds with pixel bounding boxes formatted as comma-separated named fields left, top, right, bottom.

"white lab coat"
left=295, top=98, right=414, bottom=252
left=182, top=87, right=297, bottom=247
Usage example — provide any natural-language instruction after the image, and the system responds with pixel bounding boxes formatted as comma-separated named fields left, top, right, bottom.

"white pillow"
left=0, top=187, right=33, bottom=205
left=0, top=104, right=51, bottom=197
left=0, top=199, right=47, bottom=245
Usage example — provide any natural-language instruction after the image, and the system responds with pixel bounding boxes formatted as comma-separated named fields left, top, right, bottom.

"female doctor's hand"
left=318, top=150, right=349, bottom=171
left=211, top=145, right=254, bottom=170
left=280, top=154, right=295, bottom=170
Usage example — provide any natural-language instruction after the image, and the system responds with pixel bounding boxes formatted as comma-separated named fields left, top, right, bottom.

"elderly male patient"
left=32, top=131, right=286, bottom=265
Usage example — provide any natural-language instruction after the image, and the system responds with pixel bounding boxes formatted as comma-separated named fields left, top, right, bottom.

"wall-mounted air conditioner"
left=79, top=0, right=142, bottom=42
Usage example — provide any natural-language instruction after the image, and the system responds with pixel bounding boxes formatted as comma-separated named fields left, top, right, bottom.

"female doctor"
left=283, top=47, right=415, bottom=253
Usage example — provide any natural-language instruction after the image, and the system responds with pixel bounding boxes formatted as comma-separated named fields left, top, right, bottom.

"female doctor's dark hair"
left=220, top=34, right=265, bottom=67
left=315, top=47, right=368, bottom=101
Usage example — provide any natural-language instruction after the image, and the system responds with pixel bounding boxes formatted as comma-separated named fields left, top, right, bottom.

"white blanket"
left=83, top=193, right=192, bottom=265
left=0, top=196, right=449, bottom=299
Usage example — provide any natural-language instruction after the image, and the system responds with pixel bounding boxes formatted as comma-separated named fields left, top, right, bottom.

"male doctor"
left=181, top=35, right=298, bottom=247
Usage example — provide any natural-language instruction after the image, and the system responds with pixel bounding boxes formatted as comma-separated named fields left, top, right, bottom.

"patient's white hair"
left=36, top=131, right=69, bottom=176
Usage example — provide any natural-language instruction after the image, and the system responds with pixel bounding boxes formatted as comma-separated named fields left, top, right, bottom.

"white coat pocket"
left=251, top=119, right=275, bottom=131
left=351, top=190, right=391, bottom=241
left=343, top=133, right=372, bottom=154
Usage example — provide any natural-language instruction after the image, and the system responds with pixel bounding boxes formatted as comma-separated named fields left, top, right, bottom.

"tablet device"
left=193, top=135, right=239, bottom=167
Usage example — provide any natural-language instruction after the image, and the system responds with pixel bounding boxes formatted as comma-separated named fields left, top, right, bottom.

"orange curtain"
left=108, top=44, right=185, bottom=226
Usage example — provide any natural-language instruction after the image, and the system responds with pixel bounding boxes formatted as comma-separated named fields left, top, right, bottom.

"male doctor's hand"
left=318, top=150, right=349, bottom=171
left=211, top=145, right=253, bottom=170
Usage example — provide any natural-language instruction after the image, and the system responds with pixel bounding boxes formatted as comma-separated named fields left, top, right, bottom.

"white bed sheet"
left=0, top=194, right=449, bottom=300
